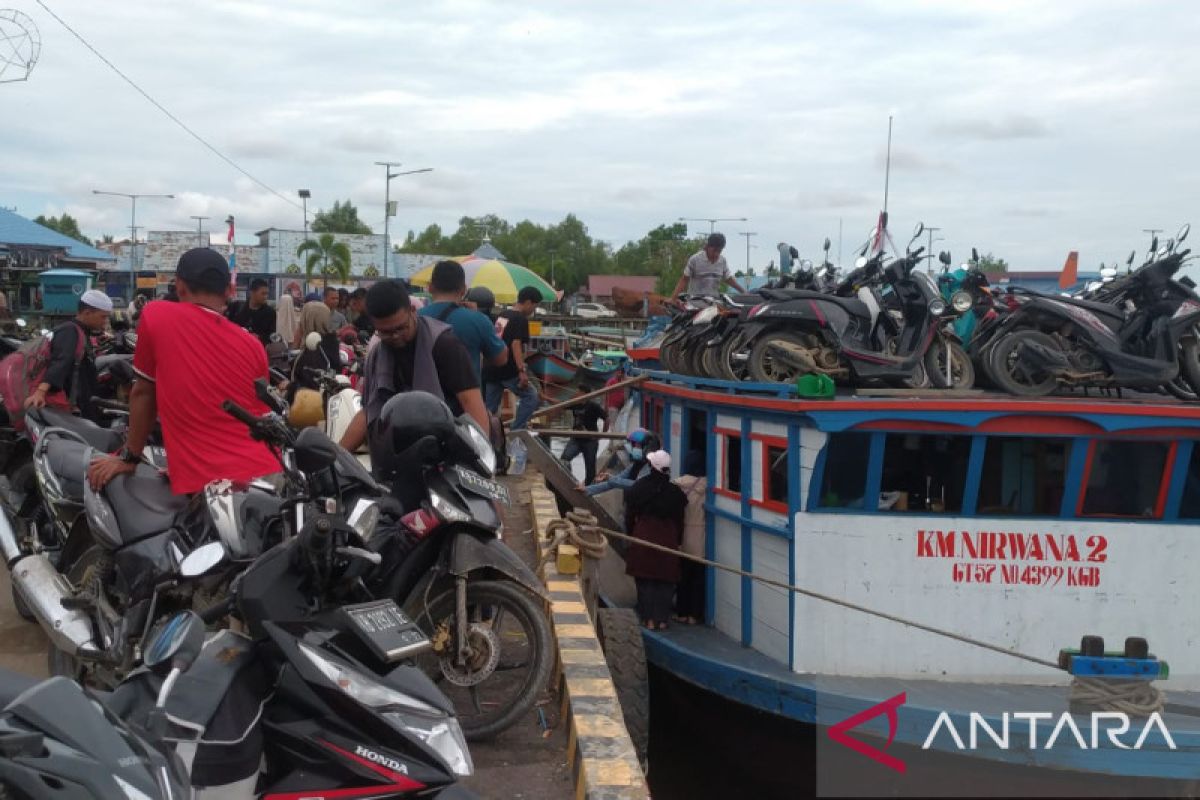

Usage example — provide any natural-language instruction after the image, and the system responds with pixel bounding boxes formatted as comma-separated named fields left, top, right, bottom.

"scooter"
left=986, top=224, right=1200, bottom=396
left=730, top=223, right=974, bottom=389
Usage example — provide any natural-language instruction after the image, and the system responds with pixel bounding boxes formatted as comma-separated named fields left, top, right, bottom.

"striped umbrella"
left=410, top=256, right=557, bottom=304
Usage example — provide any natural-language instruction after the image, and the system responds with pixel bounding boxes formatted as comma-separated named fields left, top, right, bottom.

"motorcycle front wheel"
left=416, top=579, right=553, bottom=741
left=988, top=330, right=1059, bottom=397
left=925, top=339, right=976, bottom=390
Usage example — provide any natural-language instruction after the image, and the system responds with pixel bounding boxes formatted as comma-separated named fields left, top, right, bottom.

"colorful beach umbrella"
left=410, top=256, right=557, bottom=304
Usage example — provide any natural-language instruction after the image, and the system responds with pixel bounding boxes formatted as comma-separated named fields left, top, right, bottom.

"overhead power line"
left=36, top=0, right=302, bottom=211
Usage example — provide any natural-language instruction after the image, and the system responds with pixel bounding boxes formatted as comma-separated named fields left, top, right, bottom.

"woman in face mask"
left=581, top=428, right=661, bottom=497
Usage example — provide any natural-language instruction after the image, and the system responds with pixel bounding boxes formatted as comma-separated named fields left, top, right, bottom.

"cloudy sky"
left=4, top=0, right=1199, bottom=272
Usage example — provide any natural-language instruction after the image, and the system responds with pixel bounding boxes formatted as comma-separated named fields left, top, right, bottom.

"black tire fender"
left=596, top=607, right=649, bottom=768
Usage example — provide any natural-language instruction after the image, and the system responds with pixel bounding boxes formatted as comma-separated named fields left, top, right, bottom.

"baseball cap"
left=176, top=248, right=231, bottom=293
left=647, top=449, right=671, bottom=473
left=80, top=289, right=113, bottom=312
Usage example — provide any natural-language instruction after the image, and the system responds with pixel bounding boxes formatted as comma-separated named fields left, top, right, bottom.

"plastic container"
left=796, top=373, right=835, bottom=399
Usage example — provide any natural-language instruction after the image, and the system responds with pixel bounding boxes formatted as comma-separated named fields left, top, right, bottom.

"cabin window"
left=765, top=444, right=789, bottom=510
left=1177, top=445, right=1200, bottom=519
left=1080, top=440, right=1170, bottom=518
left=817, top=433, right=871, bottom=508
left=718, top=431, right=743, bottom=498
left=879, top=434, right=972, bottom=512
left=977, top=437, right=1069, bottom=516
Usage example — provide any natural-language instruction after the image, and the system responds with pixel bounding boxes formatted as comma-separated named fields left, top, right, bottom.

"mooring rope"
left=1069, top=677, right=1165, bottom=715
left=558, top=507, right=1065, bottom=671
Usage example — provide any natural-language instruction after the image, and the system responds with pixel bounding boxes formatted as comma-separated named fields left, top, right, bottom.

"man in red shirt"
left=87, top=248, right=279, bottom=494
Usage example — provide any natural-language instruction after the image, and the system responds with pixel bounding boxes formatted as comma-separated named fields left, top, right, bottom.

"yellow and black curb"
left=528, top=482, right=650, bottom=800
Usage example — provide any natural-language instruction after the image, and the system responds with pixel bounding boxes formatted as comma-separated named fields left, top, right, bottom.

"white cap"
left=80, top=289, right=113, bottom=312
left=646, top=449, right=671, bottom=473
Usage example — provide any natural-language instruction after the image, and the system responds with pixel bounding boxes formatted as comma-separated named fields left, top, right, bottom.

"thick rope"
left=1069, top=677, right=1165, bottom=716
left=564, top=507, right=1064, bottom=671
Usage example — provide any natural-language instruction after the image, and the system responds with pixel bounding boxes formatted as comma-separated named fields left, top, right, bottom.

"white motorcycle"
left=289, top=333, right=370, bottom=469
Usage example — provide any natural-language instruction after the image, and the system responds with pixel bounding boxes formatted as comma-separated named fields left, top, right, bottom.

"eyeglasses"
left=374, top=311, right=412, bottom=340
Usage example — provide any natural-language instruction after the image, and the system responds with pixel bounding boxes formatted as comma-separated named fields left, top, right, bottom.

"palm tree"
left=297, top=233, right=352, bottom=284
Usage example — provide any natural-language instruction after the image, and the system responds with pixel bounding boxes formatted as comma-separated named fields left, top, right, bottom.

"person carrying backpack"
left=418, top=260, right=507, bottom=378
left=24, top=289, right=112, bottom=420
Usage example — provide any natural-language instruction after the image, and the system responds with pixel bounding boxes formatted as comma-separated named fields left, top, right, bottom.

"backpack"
left=0, top=325, right=86, bottom=430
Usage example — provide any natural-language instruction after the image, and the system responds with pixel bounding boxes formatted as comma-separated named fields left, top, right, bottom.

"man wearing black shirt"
left=25, top=289, right=111, bottom=420
left=226, top=278, right=276, bottom=346
left=482, top=286, right=542, bottom=430
left=349, top=287, right=372, bottom=337
left=561, top=399, right=605, bottom=484
left=337, top=281, right=487, bottom=456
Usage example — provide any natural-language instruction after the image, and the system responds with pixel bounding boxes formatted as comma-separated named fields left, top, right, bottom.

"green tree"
left=311, top=200, right=372, bottom=235
left=95, top=233, right=114, bottom=247
left=34, top=213, right=90, bottom=245
left=297, top=233, right=352, bottom=282
left=977, top=253, right=1009, bottom=273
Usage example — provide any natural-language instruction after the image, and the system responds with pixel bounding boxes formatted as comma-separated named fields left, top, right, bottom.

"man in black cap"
left=87, top=248, right=279, bottom=495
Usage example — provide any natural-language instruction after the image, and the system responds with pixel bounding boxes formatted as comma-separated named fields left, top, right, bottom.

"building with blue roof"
left=0, top=208, right=115, bottom=310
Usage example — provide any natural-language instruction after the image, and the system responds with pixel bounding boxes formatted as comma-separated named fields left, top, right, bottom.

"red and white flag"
left=225, top=215, right=237, bottom=280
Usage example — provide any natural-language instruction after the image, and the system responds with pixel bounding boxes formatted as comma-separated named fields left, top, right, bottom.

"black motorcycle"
left=729, top=223, right=973, bottom=389
left=986, top=224, right=1200, bottom=397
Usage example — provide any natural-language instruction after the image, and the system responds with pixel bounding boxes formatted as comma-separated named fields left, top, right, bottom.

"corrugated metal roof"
left=0, top=208, right=116, bottom=262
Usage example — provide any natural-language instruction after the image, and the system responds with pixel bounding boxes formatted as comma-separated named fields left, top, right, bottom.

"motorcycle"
left=986, top=223, right=1200, bottom=397
left=732, top=222, right=974, bottom=389
left=229, top=389, right=554, bottom=740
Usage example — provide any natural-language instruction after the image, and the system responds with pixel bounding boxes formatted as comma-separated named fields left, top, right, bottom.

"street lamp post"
left=738, top=231, right=757, bottom=273
left=547, top=249, right=557, bottom=287
left=374, top=162, right=433, bottom=278
left=92, top=190, right=175, bottom=302
left=298, top=190, right=311, bottom=291
left=678, top=216, right=748, bottom=234
left=190, top=215, right=208, bottom=248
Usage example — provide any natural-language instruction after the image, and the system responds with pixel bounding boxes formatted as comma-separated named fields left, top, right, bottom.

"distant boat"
left=526, top=352, right=578, bottom=383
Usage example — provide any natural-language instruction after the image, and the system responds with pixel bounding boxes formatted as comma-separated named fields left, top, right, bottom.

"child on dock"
left=624, top=450, right=687, bottom=630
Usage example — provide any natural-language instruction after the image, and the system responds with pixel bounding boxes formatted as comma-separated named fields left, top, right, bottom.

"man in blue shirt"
left=418, top=260, right=507, bottom=378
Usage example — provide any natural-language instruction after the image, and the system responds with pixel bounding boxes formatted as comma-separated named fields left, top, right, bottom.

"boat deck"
left=642, top=622, right=1200, bottom=779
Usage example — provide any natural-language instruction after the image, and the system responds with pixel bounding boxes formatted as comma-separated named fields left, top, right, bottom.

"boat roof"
left=638, top=370, right=1200, bottom=433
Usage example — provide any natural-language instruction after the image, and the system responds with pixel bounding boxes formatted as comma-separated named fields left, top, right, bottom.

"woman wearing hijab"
left=276, top=293, right=299, bottom=346
left=673, top=450, right=707, bottom=624
left=624, top=450, right=688, bottom=630
left=298, top=297, right=340, bottom=367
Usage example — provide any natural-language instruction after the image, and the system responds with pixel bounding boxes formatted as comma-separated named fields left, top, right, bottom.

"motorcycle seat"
left=43, top=437, right=89, bottom=502
left=29, top=408, right=122, bottom=453
left=95, top=354, right=133, bottom=371
left=103, top=465, right=188, bottom=543
left=1029, top=291, right=1125, bottom=320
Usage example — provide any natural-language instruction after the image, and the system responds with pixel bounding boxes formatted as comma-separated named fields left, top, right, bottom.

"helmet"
left=706, top=233, right=726, bottom=250
left=466, top=287, right=495, bottom=311
left=373, top=391, right=455, bottom=478
left=289, top=388, right=325, bottom=428
left=625, top=428, right=661, bottom=460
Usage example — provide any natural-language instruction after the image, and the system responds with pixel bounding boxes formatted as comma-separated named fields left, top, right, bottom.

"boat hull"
left=526, top=352, right=577, bottom=383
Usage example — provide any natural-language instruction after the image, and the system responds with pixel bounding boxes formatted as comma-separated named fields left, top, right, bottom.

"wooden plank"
left=514, top=430, right=624, bottom=532
left=529, top=374, right=649, bottom=421
left=526, top=429, right=629, bottom=440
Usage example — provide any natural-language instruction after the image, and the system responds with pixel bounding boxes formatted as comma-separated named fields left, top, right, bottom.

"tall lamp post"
left=297, top=189, right=311, bottom=285
left=92, top=189, right=175, bottom=302
left=374, top=162, right=432, bottom=278
left=189, top=215, right=209, bottom=247
left=738, top=231, right=757, bottom=273
left=678, top=216, right=747, bottom=235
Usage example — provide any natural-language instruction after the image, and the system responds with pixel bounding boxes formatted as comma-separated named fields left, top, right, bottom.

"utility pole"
left=92, top=190, right=175, bottom=302
left=883, top=114, right=894, bottom=214
left=738, top=231, right=757, bottom=272
left=925, top=226, right=941, bottom=271
left=190, top=215, right=209, bottom=247
left=678, top=216, right=748, bottom=235
left=375, top=162, right=433, bottom=278
left=547, top=248, right=557, bottom=287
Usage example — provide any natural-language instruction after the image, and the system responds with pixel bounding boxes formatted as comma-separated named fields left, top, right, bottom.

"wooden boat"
left=603, top=372, right=1200, bottom=795
left=526, top=352, right=577, bottom=384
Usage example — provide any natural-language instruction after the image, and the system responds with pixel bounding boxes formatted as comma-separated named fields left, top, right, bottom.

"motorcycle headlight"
left=384, top=710, right=474, bottom=777
left=951, top=291, right=973, bottom=313
left=928, top=298, right=947, bottom=316
left=430, top=489, right=470, bottom=523
left=298, top=642, right=440, bottom=714
left=460, top=420, right=496, bottom=476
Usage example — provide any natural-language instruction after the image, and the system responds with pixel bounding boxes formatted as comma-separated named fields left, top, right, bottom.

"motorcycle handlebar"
left=222, top=399, right=260, bottom=428
left=199, top=596, right=234, bottom=624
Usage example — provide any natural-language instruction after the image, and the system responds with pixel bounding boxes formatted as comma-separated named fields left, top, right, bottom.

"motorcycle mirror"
left=1127, top=250, right=1136, bottom=266
left=294, top=426, right=339, bottom=473
left=854, top=256, right=868, bottom=269
left=1151, top=235, right=1159, bottom=253
left=143, top=611, right=205, bottom=673
left=1158, top=245, right=1170, bottom=258
left=939, top=251, right=952, bottom=266
left=1178, top=223, right=1190, bottom=244
left=304, top=332, right=321, bottom=352
left=913, top=222, right=925, bottom=240
left=179, top=541, right=226, bottom=578
left=823, top=237, right=831, bottom=252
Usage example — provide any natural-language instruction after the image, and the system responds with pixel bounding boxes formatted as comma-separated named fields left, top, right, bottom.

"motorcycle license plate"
left=454, top=465, right=511, bottom=505
left=341, top=600, right=431, bottom=663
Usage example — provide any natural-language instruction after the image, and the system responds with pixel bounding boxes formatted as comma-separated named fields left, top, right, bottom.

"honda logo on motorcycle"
left=354, top=745, right=409, bottom=775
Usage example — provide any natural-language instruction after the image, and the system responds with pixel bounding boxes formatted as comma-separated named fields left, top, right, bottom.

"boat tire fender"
left=597, top=607, right=649, bottom=769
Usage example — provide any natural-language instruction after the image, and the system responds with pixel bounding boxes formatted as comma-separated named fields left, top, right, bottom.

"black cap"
left=176, top=248, right=230, bottom=294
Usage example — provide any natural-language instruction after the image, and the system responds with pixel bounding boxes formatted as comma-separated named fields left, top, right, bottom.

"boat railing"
left=632, top=368, right=800, bottom=398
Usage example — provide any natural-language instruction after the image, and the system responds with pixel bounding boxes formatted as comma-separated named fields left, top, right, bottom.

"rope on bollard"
left=1069, top=677, right=1165, bottom=716
left=539, top=509, right=608, bottom=575
left=566, top=507, right=1064, bottom=672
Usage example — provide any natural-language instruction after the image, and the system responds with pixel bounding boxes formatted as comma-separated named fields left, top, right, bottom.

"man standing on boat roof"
left=672, top=232, right=745, bottom=299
